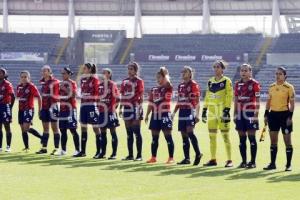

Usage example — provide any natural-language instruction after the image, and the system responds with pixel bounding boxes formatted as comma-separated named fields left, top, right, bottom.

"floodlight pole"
left=68, top=0, right=75, bottom=38
left=202, top=0, right=211, bottom=34
left=271, top=0, right=283, bottom=37
left=134, top=0, right=143, bottom=38
left=3, top=0, right=8, bottom=32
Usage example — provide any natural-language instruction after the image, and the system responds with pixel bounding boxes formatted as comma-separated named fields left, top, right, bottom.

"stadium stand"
left=114, top=34, right=264, bottom=64
left=254, top=64, right=300, bottom=95
left=270, top=33, right=300, bottom=53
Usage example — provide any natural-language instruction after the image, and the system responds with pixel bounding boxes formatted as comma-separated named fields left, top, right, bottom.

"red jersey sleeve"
left=72, top=81, right=77, bottom=97
left=254, top=82, right=260, bottom=97
left=7, top=83, right=14, bottom=95
left=31, top=84, right=40, bottom=97
left=165, top=86, right=173, bottom=102
left=234, top=82, right=239, bottom=97
left=94, top=78, right=100, bottom=97
left=190, top=82, right=200, bottom=98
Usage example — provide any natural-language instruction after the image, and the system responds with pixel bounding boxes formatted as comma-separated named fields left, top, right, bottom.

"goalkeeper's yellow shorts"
left=207, top=112, right=230, bottom=131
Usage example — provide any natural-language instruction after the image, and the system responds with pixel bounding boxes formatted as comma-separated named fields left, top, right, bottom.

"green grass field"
left=1, top=102, right=300, bottom=200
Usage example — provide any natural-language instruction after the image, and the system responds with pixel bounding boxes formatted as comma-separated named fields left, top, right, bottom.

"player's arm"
left=9, top=84, right=15, bottom=109
left=222, top=79, right=233, bottom=123
left=33, top=86, right=42, bottom=112
left=287, top=85, right=295, bottom=125
left=264, top=86, right=271, bottom=125
left=145, top=95, right=153, bottom=124
left=202, top=82, right=209, bottom=123
left=193, top=83, right=201, bottom=123
left=138, top=79, right=144, bottom=104
left=254, top=83, right=261, bottom=120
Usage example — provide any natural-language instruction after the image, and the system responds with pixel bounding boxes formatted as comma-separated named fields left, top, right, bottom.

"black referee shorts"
left=268, top=111, right=293, bottom=134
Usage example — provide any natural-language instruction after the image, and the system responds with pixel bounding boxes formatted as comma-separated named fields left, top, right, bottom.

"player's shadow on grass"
left=267, top=173, right=300, bottom=182
left=0, top=153, right=120, bottom=168
left=188, top=167, right=245, bottom=178
left=157, top=165, right=217, bottom=176
left=103, top=161, right=145, bottom=171
left=225, top=170, right=279, bottom=180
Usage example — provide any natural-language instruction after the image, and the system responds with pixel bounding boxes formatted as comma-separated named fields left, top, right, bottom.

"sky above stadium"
left=1, top=15, right=287, bottom=37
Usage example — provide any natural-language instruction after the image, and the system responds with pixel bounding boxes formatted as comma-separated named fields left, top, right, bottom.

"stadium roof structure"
left=1, top=0, right=300, bottom=37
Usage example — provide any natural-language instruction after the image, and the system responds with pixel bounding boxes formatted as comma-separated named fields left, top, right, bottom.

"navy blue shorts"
left=80, top=104, right=100, bottom=125
left=0, top=104, right=12, bottom=123
left=123, top=106, right=143, bottom=121
left=178, top=109, right=196, bottom=132
left=149, top=112, right=172, bottom=131
left=59, top=109, right=78, bottom=129
left=18, top=109, right=34, bottom=124
left=235, top=111, right=259, bottom=132
left=40, top=104, right=59, bottom=122
left=99, top=112, right=120, bottom=129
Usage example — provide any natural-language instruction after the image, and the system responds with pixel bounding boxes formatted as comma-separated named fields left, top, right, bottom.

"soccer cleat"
left=36, top=148, right=47, bottom=154
left=166, top=157, right=175, bottom=164
left=263, top=163, right=276, bottom=170
left=193, top=153, right=203, bottom=166
left=146, top=157, right=157, bottom=164
left=225, top=160, right=233, bottom=168
left=50, top=149, right=59, bottom=156
left=108, top=155, right=117, bottom=160
left=246, top=162, right=256, bottom=169
left=285, top=165, right=292, bottom=172
left=73, top=151, right=86, bottom=157
left=237, top=162, right=247, bottom=168
left=5, top=146, right=11, bottom=153
left=177, top=158, right=191, bottom=165
left=72, top=150, right=80, bottom=157
left=56, top=150, right=67, bottom=156
left=93, top=153, right=106, bottom=159
left=203, top=159, right=217, bottom=167
left=134, top=156, right=143, bottom=162
left=122, top=156, right=134, bottom=161
left=22, top=148, right=30, bottom=153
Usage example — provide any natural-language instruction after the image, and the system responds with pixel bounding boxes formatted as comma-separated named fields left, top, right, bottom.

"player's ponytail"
left=63, top=67, right=74, bottom=76
left=85, top=63, right=97, bottom=74
left=157, top=66, right=170, bottom=83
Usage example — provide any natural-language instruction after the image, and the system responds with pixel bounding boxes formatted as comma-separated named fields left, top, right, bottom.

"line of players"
left=0, top=61, right=295, bottom=171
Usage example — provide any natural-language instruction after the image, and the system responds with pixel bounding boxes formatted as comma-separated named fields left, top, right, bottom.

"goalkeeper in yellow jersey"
left=202, top=60, right=233, bottom=167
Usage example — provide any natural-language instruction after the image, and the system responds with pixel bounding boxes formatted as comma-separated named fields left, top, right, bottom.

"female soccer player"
left=36, top=65, right=60, bottom=155
left=263, top=67, right=295, bottom=171
left=17, top=71, right=42, bottom=151
left=58, top=67, right=80, bottom=156
left=98, top=68, right=120, bottom=160
left=0, top=67, right=15, bottom=152
left=171, top=66, right=202, bottom=165
left=75, top=63, right=102, bottom=158
left=119, top=62, right=144, bottom=161
left=202, top=60, right=233, bottom=167
left=145, top=67, right=175, bottom=164
left=234, top=63, right=260, bottom=169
